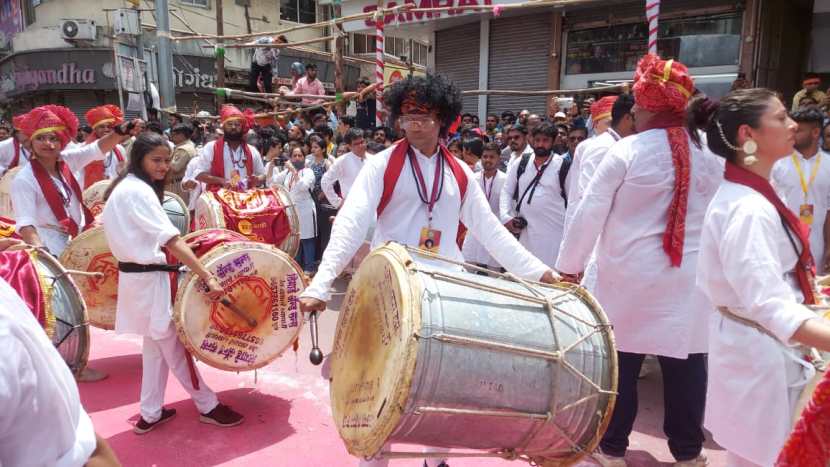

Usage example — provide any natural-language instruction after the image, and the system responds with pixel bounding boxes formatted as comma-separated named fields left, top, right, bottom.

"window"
left=411, top=41, right=428, bottom=66
left=281, top=0, right=317, bottom=24
left=384, top=36, right=407, bottom=59
left=180, top=0, right=209, bottom=7
left=565, top=14, right=742, bottom=75
left=351, top=33, right=376, bottom=54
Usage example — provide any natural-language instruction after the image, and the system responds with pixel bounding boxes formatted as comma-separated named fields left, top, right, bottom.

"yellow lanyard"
left=792, top=153, right=821, bottom=202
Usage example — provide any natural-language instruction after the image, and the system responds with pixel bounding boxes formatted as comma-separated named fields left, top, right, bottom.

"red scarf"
left=639, top=113, right=690, bottom=267
left=30, top=159, right=93, bottom=237
left=10, top=139, right=21, bottom=169
left=82, top=145, right=124, bottom=190
left=210, top=137, right=253, bottom=191
left=724, top=161, right=817, bottom=304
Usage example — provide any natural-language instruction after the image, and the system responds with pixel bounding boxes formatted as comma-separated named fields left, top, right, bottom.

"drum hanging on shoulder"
left=330, top=243, right=617, bottom=465
left=0, top=166, right=23, bottom=219
left=173, top=241, right=306, bottom=372
left=0, top=248, right=90, bottom=377
left=59, top=226, right=119, bottom=330
left=194, top=187, right=300, bottom=257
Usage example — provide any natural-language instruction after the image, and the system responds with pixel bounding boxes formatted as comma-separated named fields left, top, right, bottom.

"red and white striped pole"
left=646, top=0, right=660, bottom=54
left=375, top=8, right=385, bottom=128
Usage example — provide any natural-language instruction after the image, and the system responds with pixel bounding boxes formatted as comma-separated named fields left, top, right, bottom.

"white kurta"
left=272, top=167, right=317, bottom=240
left=565, top=136, right=595, bottom=203
left=771, top=150, right=830, bottom=273
left=191, top=140, right=265, bottom=190
left=556, top=129, right=723, bottom=358
left=302, top=142, right=550, bottom=301
left=183, top=156, right=205, bottom=212
left=499, top=154, right=567, bottom=269
left=507, top=144, right=534, bottom=166
left=72, top=143, right=125, bottom=190
left=321, top=151, right=369, bottom=208
left=11, top=143, right=105, bottom=256
left=0, top=278, right=96, bottom=467
left=0, top=137, right=31, bottom=176
left=462, top=170, right=507, bottom=268
left=697, top=181, right=818, bottom=466
left=102, top=174, right=181, bottom=339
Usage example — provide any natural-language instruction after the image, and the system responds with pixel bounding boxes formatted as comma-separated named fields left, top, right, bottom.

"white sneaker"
left=674, top=454, right=708, bottom=467
left=592, top=451, right=627, bottom=467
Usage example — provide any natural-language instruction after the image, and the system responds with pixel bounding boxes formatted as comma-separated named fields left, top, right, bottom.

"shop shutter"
left=487, top=14, right=551, bottom=117
left=62, top=91, right=105, bottom=125
left=434, top=22, right=480, bottom=116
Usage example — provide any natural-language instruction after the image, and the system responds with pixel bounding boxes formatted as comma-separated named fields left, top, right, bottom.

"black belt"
left=118, top=262, right=181, bottom=273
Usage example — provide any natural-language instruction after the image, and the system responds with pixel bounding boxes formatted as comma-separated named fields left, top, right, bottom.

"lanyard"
left=792, top=153, right=821, bottom=202
left=482, top=173, right=495, bottom=202
left=517, top=155, right=554, bottom=212
left=409, top=148, right=444, bottom=226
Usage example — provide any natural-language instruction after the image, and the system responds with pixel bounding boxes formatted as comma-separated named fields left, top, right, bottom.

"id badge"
left=800, top=204, right=814, bottom=225
left=418, top=227, right=442, bottom=253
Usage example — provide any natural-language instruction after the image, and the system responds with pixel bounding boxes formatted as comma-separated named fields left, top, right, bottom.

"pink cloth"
left=292, top=77, right=326, bottom=105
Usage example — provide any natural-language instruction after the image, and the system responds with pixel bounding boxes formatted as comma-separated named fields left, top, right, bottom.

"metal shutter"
left=62, top=91, right=105, bottom=125
left=487, top=14, right=551, bottom=116
left=435, top=22, right=480, bottom=115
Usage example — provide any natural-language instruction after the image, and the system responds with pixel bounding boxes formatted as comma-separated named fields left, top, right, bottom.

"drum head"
left=330, top=243, right=422, bottom=457
left=59, top=226, right=118, bottom=330
left=0, top=166, right=23, bottom=219
left=194, top=192, right=225, bottom=232
left=163, top=191, right=190, bottom=236
left=173, top=242, right=306, bottom=371
left=82, top=180, right=112, bottom=218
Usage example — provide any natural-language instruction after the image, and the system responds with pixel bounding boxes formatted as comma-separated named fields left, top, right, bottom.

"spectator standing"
left=292, top=63, right=326, bottom=106
left=248, top=35, right=288, bottom=94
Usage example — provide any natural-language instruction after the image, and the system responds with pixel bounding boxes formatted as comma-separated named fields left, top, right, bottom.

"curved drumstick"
left=220, top=297, right=258, bottom=328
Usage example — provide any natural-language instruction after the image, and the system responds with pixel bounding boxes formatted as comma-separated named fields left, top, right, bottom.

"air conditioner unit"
left=61, top=19, right=97, bottom=41
left=114, top=9, right=140, bottom=36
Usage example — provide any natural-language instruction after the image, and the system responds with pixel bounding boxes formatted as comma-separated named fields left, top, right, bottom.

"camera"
left=512, top=217, right=528, bottom=230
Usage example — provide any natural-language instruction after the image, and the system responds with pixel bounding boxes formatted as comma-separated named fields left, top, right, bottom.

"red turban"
left=219, top=104, right=255, bottom=132
left=12, top=114, right=25, bottom=131
left=590, top=96, right=618, bottom=124
left=254, top=114, right=276, bottom=128
left=85, top=104, right=124, bottom=129
left=19, top=105, right=79, bottom=150
left=632, top=54, right=694, bottom=114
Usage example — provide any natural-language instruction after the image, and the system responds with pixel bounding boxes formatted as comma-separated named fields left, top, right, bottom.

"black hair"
left=314, top=123, right=333, bottom=139
left=146, top=121, right=164, bottom=135
left=366, top=142, right=387, bottom=154
left=486, top=114, right=498, bottom=121
left=611, top=94, right=636, bottom=126
left=358, top=76, right=372, bottom=87
left=569, top=126, right=588, bottom=137
left=804, top=72, right=821, bottom=81
left=384, top=74, right=462, bottom=138
left=307, top=134, right=326, bottom=153
left=104, top=132, right=170, bottom=203
left=483, top=142, right=500, bottom=154
left=554, top=123, right=570, bottom=135
left=305, top=63, right=317, bottom=70
left=687, top=88, right=779, bottom=162
left=340, top=115, right=355, bottom=127
left=79, top=125, right=93, bottom=134
left=462, top=137, right=484, bottom=157
left=501, top=110, right=515, bottom=118
left=791, top=107, right=825, bottom=128
left=531, top=121, right=559, bottom=139
left=343, top=128, right=364, bottom=144
left=507, top=123, right=527, bottom=135
left=170, top=123, right=193, bottom=139
left=447, top=139, right=461, bottom=150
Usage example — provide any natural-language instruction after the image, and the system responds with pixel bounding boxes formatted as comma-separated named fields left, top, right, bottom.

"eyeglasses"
left=569, top=136, right=587, bottom=142
left=400, top=115, right=437, bottom=129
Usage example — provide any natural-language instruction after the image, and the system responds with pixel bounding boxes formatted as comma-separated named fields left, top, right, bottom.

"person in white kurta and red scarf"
left=0, top=115, right=32, bottom=176
left=693, top=89, right=830, bottom=467
left=193, top=104, right=266, bottom=191
left=102, top=132, right=244, bottom=435
left=79, top=105, right=128, bottom=190
left=299, top=74, right=559, bottom=467
left=556, top=54, right=723, bottom=467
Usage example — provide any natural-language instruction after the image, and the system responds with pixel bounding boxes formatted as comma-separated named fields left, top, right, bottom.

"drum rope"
left=377, top=448, right=521, bottom=461
left=53, top=316, right=88, bottom=348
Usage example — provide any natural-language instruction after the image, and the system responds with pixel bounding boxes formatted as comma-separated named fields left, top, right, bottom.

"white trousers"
left=726, top=452, right=764, bottom=467
left=357, top=445, right=447, bottom=467
left=140, top=325, right=219, bottom=423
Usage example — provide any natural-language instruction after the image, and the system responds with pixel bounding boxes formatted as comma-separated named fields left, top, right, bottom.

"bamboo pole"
left=206, top=35, right=337, bottom=49
left=462, top=84, right=628, bottom=96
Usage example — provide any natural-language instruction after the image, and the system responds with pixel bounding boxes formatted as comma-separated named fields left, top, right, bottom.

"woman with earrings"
left=693, top=88, right=830, bottom=466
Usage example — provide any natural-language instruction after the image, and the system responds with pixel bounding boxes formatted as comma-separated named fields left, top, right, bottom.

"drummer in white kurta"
left=193, top=104, right=265, bottom=191
left=272, top=146, right=317, bottom=273
left=771, top=106, right=830, bottom=274
left=102, top=132, right=244, bottom=434
left=565, top=96, right=617, bottom=203
left=463, top=141, right=506, bottom=271
left=321, top=128, right=370, bottom=208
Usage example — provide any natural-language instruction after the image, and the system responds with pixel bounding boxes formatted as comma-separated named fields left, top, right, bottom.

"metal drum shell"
left=162, top=191, right=190, bottom=236
left=330, top=243, right=617, bottom=466
left=0, top=166, right=23, bottom=219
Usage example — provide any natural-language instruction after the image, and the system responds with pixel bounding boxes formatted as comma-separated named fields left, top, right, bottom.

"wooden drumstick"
left=220, top=297, right=258, bottom=328
left=63, top=270, right=105, bottom=280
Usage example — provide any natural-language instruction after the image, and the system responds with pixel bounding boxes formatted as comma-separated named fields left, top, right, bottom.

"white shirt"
left=499, top=154, right=567, bottom=269
left=462, top=170, right=507, bottom=268
left=183, top=156, right=205, bottom=212
left=697, top=181, right=817, bottom=466
left=565, top=136, right=595, bottom=202
left=320, top=151, right=369, bottom=208
left=771, top=149, right=830, bottom=273
left=72, top=143, right=125, bottom=189
left=102, top=174, right=181, bottom=339
left=0, top=278, right=96, bottom=467
left=569, top=129, right=621, bottom=207
left=0, top=137, right=30, bottom=176
left=191, top=140, right=265, bottom=190
left=272, top=166, right=317, bottom=240
left=508, top=143, right=534, bottom=166
left=11, top=143, right=105, bottom=256
left=301, top=142, right=550, bottom=301
left=556, top=129, right=723, bottom=358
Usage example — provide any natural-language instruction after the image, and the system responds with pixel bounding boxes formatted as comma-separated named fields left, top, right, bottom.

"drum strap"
left=117, top=262, right=181, bottom=273
left=31, top=159, right=94, bottom=237
left=210, top=137, right=253, bottom=190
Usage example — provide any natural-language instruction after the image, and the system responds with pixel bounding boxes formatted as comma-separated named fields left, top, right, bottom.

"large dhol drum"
left=330, top=243, right=617, bottom=465
left=1, top=248, right=90, bottom=376
left=59, top=226, right=119, bottom=329
left=173, top=240, right=306, bottom=371
left=0, top=166, right=23, bottom=219
left=194, top=187, right=299, bottom=257
left=82, top=180, right=111, bottom=218
left=83, top=180, right=190, bottom=236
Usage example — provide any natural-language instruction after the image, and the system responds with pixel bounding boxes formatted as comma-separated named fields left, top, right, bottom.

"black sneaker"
left=133, top=408, right=177, bottom=435
left=199, top=403, right=244, bottom=427
left=423, top=462, right=449, bottom=467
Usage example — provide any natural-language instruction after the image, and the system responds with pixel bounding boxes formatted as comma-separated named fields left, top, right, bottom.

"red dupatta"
left=30, top=159, right=94, bottom=237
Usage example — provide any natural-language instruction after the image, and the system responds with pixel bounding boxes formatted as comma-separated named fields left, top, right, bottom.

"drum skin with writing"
left=59, top=226, right=119, bottom=330
left=173, top=241, right=306, bottom=371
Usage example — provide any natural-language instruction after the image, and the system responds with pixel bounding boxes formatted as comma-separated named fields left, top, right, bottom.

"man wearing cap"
left=792, top=73, right=826, bottom=112
left=0, top=115, right=32, bottom=176
left=556, top=55, right=719, bottom=467
left=80, top=105, right=128, bottom=189
left=192, top=104, right=266, bottom=191
left=291, top=63, right=326, bottom=106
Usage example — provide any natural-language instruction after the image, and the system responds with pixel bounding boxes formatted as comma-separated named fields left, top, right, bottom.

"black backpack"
left=512, top=152, right=572, bottom=207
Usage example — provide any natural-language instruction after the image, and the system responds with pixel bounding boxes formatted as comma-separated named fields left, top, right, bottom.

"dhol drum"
left=330, top=243, right=617, bottom=466
left=84, top=180, right=190, bottom=236
left=0, top=248, right=90, bottom=377
left=82, top=180, right=111, bottom=218
left=0, top=166, right=23, bottom=219
left=173, top=240, right=306, bottom=371
left=194, top=187, right=300, bottom=257
left=59, top=226, right=119, bottom=329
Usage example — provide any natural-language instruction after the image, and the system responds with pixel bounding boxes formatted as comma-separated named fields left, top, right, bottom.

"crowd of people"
left=3, top=51, right=830, bottom=467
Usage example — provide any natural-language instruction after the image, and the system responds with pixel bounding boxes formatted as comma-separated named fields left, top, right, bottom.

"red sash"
left=10, top=139, right=21, bottom=169
left=82, top=146, right=124, bottom=190
left=724, top=161, right=817, bottom=305
left=378, top=139, right=468, bottom=248
left=30, top=159, right=93, bottom=237
left=210, top=137, right=254, bottom=191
